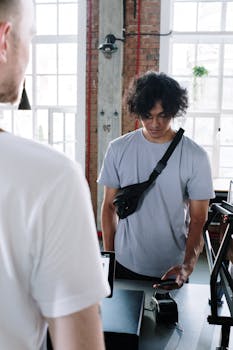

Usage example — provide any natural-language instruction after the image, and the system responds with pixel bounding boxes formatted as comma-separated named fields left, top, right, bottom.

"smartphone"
left=156, top=278, right=178, bottom=289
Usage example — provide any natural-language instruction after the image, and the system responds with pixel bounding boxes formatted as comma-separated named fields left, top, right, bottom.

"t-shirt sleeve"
left=186, top=148, right=215, bottom=200
left=30, top=162, right=110, bottom=318
left=98, top=143, right=120, bottom=188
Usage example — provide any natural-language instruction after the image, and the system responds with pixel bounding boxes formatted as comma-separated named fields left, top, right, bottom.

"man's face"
left=0, top=0, right=35, bottom=103
left=140, top=102, right=173, bottom=143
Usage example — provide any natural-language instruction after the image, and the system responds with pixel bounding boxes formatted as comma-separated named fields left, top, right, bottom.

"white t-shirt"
left=98, top=128, right=215, bottom=276
left=0, top=132, right=110, bottom=350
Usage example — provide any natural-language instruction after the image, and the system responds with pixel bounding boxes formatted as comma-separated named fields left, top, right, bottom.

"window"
left=160, top=0, right=233, bottom=190
left=0, top=0, right=86, bottom=169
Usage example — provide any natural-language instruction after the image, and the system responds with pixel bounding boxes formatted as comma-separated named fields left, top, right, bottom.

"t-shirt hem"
left=97, top=179, right=119, bottom=188
left=39, top=285, right=110, bottom=318
left=188, top=193, right=215, bottom=200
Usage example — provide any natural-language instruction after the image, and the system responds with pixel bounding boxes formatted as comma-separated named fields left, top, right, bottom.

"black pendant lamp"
left=18, top=81, right=31, bottom=110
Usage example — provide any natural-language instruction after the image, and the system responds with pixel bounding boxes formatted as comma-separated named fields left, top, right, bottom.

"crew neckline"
left=139, top=128, right=172, bottom=146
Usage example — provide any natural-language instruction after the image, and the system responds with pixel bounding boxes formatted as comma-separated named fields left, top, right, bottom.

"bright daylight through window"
left=160, top=0, right=233, bottom=190
left=0, top=0, right=86, bottom=168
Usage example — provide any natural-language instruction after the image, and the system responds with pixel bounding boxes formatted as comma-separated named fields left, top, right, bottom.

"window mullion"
left=166, top=0, right=233, bottom=188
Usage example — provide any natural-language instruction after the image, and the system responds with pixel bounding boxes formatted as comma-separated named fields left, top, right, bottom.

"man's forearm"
left=101, top=205, right=117, bottom=251
left=47, top=304, right=106, bottom=350
left=183, top=220, right=205, bottom=274
left=183, top=199, right=209, bottom=275
left=160, top=200, right=209, bottom=288
left=160, top=221, right=205, bottom=287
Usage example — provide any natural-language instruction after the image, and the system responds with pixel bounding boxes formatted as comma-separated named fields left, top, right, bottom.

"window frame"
left=160, top=0, right=233, bottom=190
left=0, top=0, right=86, bottom=170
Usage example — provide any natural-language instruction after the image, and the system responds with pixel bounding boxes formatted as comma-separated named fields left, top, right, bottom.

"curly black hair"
left=126, top=71, right=188, bottom=119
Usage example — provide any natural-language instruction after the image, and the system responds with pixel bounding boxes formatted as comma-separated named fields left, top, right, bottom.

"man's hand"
left=153, top=264, right=191, bottom=290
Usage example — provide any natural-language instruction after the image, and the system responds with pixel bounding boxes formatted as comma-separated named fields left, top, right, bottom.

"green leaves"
left=192, top=66, right=208, bottom=77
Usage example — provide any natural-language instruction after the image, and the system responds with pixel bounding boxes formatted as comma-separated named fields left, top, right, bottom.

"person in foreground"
left=0, top=1, right=109, bottom=349
left=98, top=71, right=215, bottom=289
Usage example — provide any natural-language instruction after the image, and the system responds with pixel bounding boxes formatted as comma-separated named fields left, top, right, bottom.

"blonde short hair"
left=0, top=0, right=22, bottom=23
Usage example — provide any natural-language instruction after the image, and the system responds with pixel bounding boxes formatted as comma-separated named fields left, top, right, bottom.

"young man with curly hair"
left=98, top=71, right=214, bottom=289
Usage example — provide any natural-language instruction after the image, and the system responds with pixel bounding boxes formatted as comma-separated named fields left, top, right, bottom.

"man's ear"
left=0, top=22, right=11, bottom=63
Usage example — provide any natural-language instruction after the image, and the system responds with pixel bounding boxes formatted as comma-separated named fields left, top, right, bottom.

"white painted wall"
left=97, top=0, right=124, bottom=229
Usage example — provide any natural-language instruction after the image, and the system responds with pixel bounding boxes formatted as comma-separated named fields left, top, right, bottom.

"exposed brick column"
left=86, top=0, right=161, bottom=220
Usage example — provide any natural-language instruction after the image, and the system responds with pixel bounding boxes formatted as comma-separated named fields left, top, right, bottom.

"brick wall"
left=86, top=0, right=161, bottom=218
left=86, top=0, right=99, bottom=218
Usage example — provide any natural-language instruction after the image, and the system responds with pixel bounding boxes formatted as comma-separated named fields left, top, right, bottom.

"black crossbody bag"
left=113, top=128, right=184, bottom=219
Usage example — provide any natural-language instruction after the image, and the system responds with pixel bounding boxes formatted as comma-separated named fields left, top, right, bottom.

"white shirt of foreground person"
left=0, top=0, right=109, bottom=349
left=0, top=132, right=110, bottom=350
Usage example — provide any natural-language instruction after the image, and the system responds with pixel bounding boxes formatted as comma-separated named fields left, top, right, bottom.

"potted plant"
left=193, top=65, right=208, bottom=78
left=192, top=65, right=208, bottom=104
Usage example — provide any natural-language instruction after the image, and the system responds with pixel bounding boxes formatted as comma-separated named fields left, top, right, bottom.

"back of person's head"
left=0, top=0, right=34, bottom=32
left=0, top=0, right=22, bottom=23
left=0, top=0, right=34, bottom=104
left=126, top=71, right=188, bottom=119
